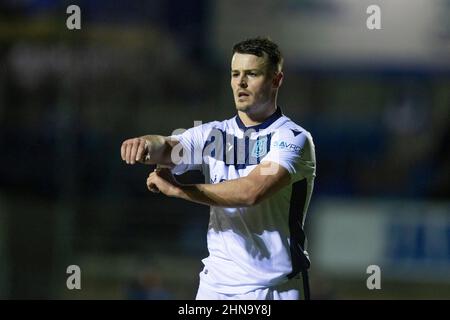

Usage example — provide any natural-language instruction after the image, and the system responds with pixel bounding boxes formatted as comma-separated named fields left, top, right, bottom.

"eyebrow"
left=230, top=69, right=261, bottom=72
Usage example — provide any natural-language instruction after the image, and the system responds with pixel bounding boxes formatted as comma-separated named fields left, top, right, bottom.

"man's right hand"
left=121, top=137, right=151, bottom=165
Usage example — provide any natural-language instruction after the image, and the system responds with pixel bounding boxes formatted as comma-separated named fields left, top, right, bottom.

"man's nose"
left=238, top=77, right=248, bottom=88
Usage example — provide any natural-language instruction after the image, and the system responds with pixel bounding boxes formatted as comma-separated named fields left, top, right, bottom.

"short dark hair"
left=232, top=37, right=283, bottom=72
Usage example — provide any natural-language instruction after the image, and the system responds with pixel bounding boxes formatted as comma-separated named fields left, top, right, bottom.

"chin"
left=235, top=103, right=252, bottom=112
left=236, top=106, right=249, bottom=113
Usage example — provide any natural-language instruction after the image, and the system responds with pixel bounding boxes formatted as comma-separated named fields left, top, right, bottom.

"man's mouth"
left=238, top=92, right=250, bottom=98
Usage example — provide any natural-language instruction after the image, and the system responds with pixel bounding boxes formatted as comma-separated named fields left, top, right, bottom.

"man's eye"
left=248, top=72, right=257, bottom=77
left=231, top=73, right=239, bottom=77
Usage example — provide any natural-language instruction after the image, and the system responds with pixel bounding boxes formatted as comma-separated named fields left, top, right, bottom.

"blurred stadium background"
left=0, top=0, right=449, bottom=299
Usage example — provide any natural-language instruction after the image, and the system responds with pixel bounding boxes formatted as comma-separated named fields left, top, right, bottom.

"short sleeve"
left=169, top=122, right=218, bottom=175
left=262, top=128, right=316, bottom=183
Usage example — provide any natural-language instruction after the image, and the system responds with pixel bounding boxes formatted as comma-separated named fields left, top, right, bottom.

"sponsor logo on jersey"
left=272, top=140, right=302, bottom=153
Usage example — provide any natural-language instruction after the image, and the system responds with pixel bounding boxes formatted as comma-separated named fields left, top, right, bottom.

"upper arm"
left=168, top=122, right=218, bottom=174
left=243, top=128, right=316, bottom=204
left=262, top=129, right=316, bottom=183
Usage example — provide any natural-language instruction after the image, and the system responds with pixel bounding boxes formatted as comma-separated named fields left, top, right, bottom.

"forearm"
left=175, top=178, right=258, bottom=207
left=148, top=162, right=291, bottom=207
left=140, top=135, right=175, bottom=166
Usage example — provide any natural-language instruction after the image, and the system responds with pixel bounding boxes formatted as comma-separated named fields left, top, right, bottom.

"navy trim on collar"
left=235, top=107, right=283, bottom=131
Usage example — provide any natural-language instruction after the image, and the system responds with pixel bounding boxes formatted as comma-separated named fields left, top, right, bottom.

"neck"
left=238, top=101, right=277, bottom=127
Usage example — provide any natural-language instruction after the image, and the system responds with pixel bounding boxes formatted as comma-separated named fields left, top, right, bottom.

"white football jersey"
left=171, top=107, right=316, bottom=294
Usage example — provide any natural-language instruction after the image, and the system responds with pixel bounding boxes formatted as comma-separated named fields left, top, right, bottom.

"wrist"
left=170, top=184, right=185, bottom=199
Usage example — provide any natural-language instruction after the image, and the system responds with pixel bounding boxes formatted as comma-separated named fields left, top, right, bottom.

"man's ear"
left=272, top=72, right=283, bottom=89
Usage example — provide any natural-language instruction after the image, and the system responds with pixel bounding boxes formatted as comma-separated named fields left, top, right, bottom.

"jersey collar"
left=235, top=107, right=283, bottom=132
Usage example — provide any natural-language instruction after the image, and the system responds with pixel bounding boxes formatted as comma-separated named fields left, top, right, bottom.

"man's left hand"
left=146, top=167, right=180, bottom=197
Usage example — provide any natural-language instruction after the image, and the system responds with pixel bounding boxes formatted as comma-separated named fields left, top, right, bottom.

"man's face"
left=231, top=53, right=276, bottom=113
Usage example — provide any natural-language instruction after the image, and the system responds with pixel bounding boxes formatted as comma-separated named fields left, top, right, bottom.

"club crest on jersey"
left=251, top=137, right=268, bottom=158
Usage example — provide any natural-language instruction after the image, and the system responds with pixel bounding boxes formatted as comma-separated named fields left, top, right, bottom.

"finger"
left=122, top=140, right=132, bottom=163
left=146, top=181, right=160, bottom=193
left=125, top=140, right=133, bottom=164
left=147, top=174, right=161, bottom=192
left=146, top=174, right=156, bottom=186
left=127, top=138, right=138, bottom=164
left=136, top=139, right=146, bottom=162
left=130, top=138, right=140, bottom=164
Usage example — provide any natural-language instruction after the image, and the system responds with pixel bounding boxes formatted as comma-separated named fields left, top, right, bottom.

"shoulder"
left=272, top=116, right=313, bottom=141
